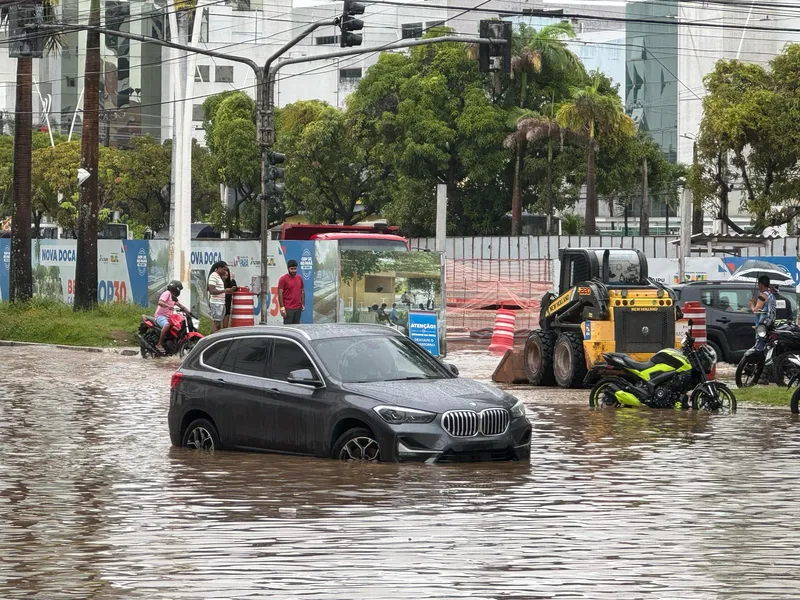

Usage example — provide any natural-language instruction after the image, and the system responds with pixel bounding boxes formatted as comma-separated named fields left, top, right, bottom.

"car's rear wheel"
left=332, top=427, right=381, bottom=462
left=182, top=418, right=221, bottom=450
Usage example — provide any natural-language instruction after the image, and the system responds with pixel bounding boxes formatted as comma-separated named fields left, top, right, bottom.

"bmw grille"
left=442, top=408, right=510, bottom=437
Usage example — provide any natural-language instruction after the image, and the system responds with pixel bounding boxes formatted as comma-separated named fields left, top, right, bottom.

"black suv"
left=674, top=281, right=797, bottom=364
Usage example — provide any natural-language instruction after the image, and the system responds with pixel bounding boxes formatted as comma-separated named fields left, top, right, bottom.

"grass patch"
left=733, top=384, right=794, bottom=407
left=0, top=299, right=212, bottom=347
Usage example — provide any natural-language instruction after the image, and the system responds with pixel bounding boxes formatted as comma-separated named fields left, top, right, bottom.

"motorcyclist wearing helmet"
left=155, top=280, right=189, bottom=353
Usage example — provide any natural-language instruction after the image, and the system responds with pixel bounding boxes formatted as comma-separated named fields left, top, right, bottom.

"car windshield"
left=311, top=335, right=448, bottom=383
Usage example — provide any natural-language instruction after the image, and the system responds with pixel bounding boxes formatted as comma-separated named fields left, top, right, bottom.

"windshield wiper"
left=385, top=375, right=438, bottom=381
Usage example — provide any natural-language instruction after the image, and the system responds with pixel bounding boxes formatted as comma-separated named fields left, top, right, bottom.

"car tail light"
left=170, top=372, right=184, bottom=390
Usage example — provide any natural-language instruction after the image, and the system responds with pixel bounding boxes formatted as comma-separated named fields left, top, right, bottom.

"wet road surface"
left=2, top=345, right=800, bottom=599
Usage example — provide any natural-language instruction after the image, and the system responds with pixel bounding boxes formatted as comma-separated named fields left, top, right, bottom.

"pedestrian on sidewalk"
left=278, top=259, right=305, bottom=324
left=208, top=261, right=235, bottom=333
left=222, top=268, right=238, bottom=329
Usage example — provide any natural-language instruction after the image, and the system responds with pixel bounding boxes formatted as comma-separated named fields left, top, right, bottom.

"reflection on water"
left=2, top=347, right=800, bottom=598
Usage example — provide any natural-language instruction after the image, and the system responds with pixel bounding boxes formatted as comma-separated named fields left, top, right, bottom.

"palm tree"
left=1, top=2, right=62, bottom=302
left=505, top=114, right=584, bottom=235
left=74, top=0, right=102, bottom=310
left=507, top=22, right=578, bottom=235
left=557, top=74, right=636, bottom=235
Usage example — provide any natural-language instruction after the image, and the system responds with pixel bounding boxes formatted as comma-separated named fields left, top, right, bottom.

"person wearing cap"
left=278, top=259, right=304, bottom=324
left=208, top=261, right=235, bottom=332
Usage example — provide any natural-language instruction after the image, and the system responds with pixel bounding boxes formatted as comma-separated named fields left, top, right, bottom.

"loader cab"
left=559, top=248, right=649, bottom=294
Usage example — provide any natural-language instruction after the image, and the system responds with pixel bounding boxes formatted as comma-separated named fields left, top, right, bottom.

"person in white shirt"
left=207, top=261, right=235, bottom=332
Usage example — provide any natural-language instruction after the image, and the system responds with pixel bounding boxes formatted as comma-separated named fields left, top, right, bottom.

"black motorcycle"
left=735, top=321, right=800, bottom=387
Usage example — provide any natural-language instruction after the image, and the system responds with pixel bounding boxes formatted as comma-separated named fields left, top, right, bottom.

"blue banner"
left=408, top=310, right=440, bottom=357
left=0, top=238, right=9, bottom=302
left=280, top=241, right=316, bottom=323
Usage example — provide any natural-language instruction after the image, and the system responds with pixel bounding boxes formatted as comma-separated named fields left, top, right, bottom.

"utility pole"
left=691, top=140, right=703, bottom=234
left=640, top=157, right=649, bottom=236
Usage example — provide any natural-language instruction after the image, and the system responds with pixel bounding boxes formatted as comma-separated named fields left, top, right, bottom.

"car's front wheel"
left=332, top=427, right=381, bottom=462
left=182, top=418, right=221, bottom=450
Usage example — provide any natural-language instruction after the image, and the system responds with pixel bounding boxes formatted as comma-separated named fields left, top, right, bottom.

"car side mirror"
left=444, top=363, right=459, bottom=377
left=287, top=369, right=323, bottom=387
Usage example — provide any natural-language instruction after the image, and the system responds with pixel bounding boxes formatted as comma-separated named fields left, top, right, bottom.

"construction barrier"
left=678, top=300, right=716, bottom=380
left=230, top=288, right=256, bottom=327
left=488, top=309, right=516, bottom=356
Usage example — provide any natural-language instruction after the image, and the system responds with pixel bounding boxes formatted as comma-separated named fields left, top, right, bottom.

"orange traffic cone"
left=488, top=309, right=516, bottom=356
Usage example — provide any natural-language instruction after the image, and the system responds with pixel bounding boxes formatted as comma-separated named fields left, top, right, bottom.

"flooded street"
left=2, top=345, right=800, bottom=598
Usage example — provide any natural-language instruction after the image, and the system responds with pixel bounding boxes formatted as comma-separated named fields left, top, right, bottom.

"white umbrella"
left=730, top=260, right=793, bottom=284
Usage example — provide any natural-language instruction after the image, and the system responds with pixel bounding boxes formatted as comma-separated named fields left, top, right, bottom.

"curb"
left=0, top=340, right=140, bottom=356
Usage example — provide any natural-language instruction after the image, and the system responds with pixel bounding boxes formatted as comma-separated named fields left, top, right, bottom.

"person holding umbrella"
left=749, top=275, right=777, bottom=330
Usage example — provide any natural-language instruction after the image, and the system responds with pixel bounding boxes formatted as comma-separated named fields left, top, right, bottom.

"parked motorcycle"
left=735, top=322, right=800, bottom=387
left=786, top=355, right=800, bottom=414
left=137, top=309, right=203, bottom=358
left=588, top=320, right=736, bottom=412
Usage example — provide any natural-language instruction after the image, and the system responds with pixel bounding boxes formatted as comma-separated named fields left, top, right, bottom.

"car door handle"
left=215, top=378, right=226, bottom=384
left=717, top=317, right=730, bottom=323
left=265, top=388, right=280, bottom=396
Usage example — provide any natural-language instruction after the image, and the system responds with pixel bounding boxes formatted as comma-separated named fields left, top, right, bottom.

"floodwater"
left=2, top=345, right=800, bottom=599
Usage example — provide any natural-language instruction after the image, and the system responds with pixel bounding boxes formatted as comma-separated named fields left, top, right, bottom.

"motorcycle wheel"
left=691, top=382, right=737, bottom=413
left=791, top=387, right=800, bottom=414
left=589, top=377, right=626, bottom=408
left=735, top=359, right=763, bottom=388
left=140, top=346, right=155, bottom=359
left=179, top=340, right=197, bottom=358
left=773, top=352, right=800, bottom=387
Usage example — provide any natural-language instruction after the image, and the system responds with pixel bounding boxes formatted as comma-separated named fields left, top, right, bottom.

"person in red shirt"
left=278, top=259, right=305, bottom=324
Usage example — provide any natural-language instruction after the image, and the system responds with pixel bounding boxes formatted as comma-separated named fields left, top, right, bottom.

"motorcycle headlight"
left=757, top=325, right=768, bottom=339
left=704, top=344, right=717, bottom=364
left=510, top=399, right=526, bottom=419
left=192, top=318, right=200, bottom=329
left=373, top=405, right=436, bottom=424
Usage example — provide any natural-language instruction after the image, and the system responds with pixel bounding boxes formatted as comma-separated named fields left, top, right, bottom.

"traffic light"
left=478, top=20, right=512, bottom=73
left=265, top=151, right=285, bottom=198
left=339, top=0, right=365, bottom=48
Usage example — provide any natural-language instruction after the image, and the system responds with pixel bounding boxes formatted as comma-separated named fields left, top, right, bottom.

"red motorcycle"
left=137, top=309, right=203, bottom=358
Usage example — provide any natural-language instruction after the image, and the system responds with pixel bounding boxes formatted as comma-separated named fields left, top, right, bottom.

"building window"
left=65, top=76, right=76, bottom=88
left=402, top=22, right=423, bottom=39
left=195, top=65, right=209, bottom=82
left=192, top=104, right=204, bottom=122
left=316, top=34, right=339, bottom=45
left=339, top=68, right=362, bottom=81
left=215, top=65, right=234, bottom=83
left=425, top=20, right=444, bottom=29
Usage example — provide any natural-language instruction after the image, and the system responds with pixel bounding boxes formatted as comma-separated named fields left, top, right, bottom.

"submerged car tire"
left=182, top=418, right=221, bottom=450
left=589, top=377, right=626, bottom=408
left=523, top=329, right=556, bottom=386
left=553, top=331, right=587, bottom=389
left=332, top=427, right=381, bottom=462
left=735, top=358, right=763, bottom=389
left=691, top=382, right=737, bottom=413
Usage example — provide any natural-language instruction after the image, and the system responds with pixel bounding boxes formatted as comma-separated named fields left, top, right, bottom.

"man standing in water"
left=278, top=259, right=304, bottom=325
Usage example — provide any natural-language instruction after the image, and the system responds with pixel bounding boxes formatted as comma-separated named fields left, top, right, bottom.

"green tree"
left=348, top=31, right=508, bottom=236
left=277, top=100, right=389, bottom=225
left=556, top=73, right=636, bottom=235
left=505, top=22, right=579, bottom=234
left=692, top=48, right=800, bottom=233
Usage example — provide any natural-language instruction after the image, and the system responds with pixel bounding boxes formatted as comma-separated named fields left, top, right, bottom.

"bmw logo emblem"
left=642, top=326, right=650, bottom=336
left=469, top=402, right=477, bottom=407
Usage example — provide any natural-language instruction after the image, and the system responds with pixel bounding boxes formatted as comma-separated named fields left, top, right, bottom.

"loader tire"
left=524, top=329, right=556, bottom=386
left=553, top=331, right=587, bottom=389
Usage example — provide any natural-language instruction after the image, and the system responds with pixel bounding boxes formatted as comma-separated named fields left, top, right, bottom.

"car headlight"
left=510, top=399, right=526, bottom=419
left=373, top=405, right=436, bottom=424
